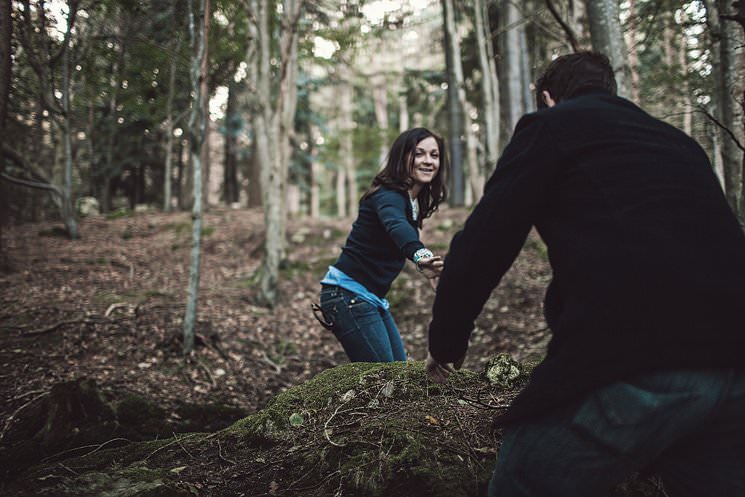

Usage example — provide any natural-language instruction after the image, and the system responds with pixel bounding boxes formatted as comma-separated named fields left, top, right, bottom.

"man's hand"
left=417, top=256, right=443, bottom=290
left=426, top=351, right=465, bottom=384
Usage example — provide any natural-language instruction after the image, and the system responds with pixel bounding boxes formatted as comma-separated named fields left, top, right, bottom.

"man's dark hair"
left=535, top=52, right=617, bottom=109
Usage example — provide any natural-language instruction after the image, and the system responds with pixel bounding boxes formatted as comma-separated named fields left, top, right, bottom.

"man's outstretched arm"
left=427, top=114, right=560, bottom=369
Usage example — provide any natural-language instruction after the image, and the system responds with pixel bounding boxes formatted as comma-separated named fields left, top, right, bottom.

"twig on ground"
left=259, top=352, right=282, bottom=374
left=452, top=411, right=487, bottom=473
left=105, top=303, right=134, bottom=317
left=58, top=463, right=79, bottom=476
left=324, top=404, right=348, bottom=448
left=13, top=388, right=48, bottom=401
left=195, top=357, right=217, bottom=387
left=457, top=394, right=510, bottom=410
left=143, top=439, right=181, bottom=462
left=41, top=438, right=132, bottom=463
left=25, top=318, right=86, bottom=335
left=217, top=439, right=237, bottom=465
left=173, top=432, right=194, bottom=459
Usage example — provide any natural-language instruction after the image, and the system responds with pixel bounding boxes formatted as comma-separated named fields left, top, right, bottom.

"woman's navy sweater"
left=333, top=187, right=424, bottom=298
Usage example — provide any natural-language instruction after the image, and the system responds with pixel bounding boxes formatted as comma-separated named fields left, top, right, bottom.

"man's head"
left=535, top=52, right=617, bottom=109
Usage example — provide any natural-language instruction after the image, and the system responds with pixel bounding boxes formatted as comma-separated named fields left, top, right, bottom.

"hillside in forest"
left=0, top=206, right=579, bottom=495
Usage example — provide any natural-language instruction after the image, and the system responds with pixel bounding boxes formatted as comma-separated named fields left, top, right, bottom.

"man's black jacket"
left=428, top=92, right=745, bottom=424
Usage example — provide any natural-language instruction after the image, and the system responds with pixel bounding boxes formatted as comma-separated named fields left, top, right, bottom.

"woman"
left=315, top=127, right=448, bottom=362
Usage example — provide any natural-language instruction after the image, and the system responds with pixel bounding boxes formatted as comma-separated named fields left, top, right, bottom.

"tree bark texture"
left=625, top=0, right=641, bottom=104
left=256, top=0, right=280, bottom=305
left=183, top=0, right=209, bottom=354
left=498, top=0, right=527, bottom=148
left=0, top=0, right=10, bottom=128
left=278, top=0, right=301, bottom=256
left=223, top=80, right=240, bottom=205
left=442, top=0, right=465, bottom=206
left=372, top=74, right=389, bottom=167
left=61, top=45, right=79, bottom=239
left=340, top=73, right=356, bottom=219
left=163, top=37, right=182, bottom=212
left=585, top=0, right=631, bottom=99
left=200, top=0, right=211, bottom=210
left=708, top=0, right=745, bottom=223
left=474, top=0, right=500, bottom=176
left=0, top=0, right=12, bottom=266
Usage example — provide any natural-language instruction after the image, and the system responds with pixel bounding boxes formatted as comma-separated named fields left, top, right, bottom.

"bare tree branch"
left=720, top=0, right=745, bottom=30
left=697, top=105, right=745, bottom=152
left=544, top=0, right=579, bottom=52
left=0, top=172, right=61, bottom=195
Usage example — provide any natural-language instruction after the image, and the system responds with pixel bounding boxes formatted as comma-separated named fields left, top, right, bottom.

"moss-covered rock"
left=483, top=353, right=528, bottom=389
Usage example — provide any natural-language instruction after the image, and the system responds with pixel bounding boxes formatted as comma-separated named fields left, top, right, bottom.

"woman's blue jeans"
left=489, top=368, right=745, bottom=497
left=319, top=285, right=406, bottom=362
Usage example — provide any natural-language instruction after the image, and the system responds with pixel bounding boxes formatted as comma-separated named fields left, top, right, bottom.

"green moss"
left=280, top=259, right=311, bottom=278
left=93, top=289, right=172, bottom=307
left=232, top=362, right=387, bottom=442
left=105, top=208, right=133, bottom=220
left=236, top=270, right=261, bottom=289
left=267, top=339, right=300, bottom=365
left=164, top=222, right=191, bottom=235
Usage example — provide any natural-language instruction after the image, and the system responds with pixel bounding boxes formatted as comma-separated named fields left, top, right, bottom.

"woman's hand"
left=416, top=255, right=443, bottom=290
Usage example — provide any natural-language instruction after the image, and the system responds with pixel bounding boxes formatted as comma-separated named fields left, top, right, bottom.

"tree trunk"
left=223, top=80, right=240, bottom=205
left=568, top=0, right=589, bottom=47
left=176, top=138, right=184, bottom=207
left=399, top=94, right=409, bottom=133
left=585, top=0, right=632, bottom=99
left=163, top=37, right=181, bottom=212
left=0, top=0, right=11, bottom=267
left=60, top=38, right=79, bottom=239
left=442, top=0, right=465, bottom=206
left=706, top=0, right=745, bottom=223
left=464, top=102, right=481, bottom=204
left=372, top=74, right=389, bottom=167
left=518, top=17, right=533, bottom=115
left=677, top=17, right=692, bottom=136
left=340, top=75, right=356, bottom=218
left=183, top=0, right=209, bottom=354
left=278, top=0, right=300, bottom=257
left=102, top=26, right=127, bottom=213
left=256, top=0, right=278, bottom=305
left=625, top=0, right=641, bottom=104
left=309, top=147, right=320, bottom=219
left=200, top=1, right=211, bottom=211
left=247, top=137, right=262, bottom=207
left=498, top=0, right=526, bottom=147
left=246, top=0, right=265, bottom=213
left=0, top=0, right=9, bottom=128
left=718, top=0, right=745, bottom=224
left=474, top=0, right=499, bottom=176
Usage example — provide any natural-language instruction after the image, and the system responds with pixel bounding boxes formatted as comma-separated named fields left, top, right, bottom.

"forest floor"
left=0, top=205, right=552, bottom=440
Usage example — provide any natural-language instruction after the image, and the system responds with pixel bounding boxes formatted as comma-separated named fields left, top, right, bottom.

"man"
left=426, top=52, right=745, bottom=497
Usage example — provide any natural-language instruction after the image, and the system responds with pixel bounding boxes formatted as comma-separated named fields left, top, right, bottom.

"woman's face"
left=409, top=136, right=440, bottom=186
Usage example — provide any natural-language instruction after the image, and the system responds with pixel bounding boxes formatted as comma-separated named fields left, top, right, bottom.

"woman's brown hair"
left=362, top=127, right=449, bottom=228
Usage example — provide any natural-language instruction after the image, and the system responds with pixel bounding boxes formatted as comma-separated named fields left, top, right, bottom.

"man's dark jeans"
left=489, top=369, right=745, bottom=497
left=319, top=285, right=406, bottom=362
